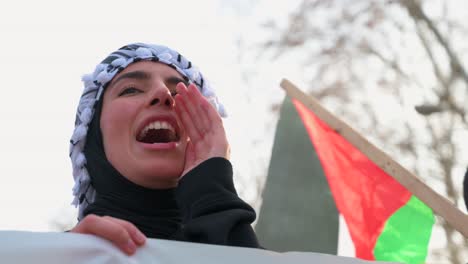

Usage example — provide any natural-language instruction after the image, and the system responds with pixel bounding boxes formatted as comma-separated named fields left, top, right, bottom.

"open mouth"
left=136, top=120, right=180, bottom=144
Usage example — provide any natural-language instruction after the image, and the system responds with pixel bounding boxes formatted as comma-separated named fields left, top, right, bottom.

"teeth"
left=139, top=121, right=175, bottom=138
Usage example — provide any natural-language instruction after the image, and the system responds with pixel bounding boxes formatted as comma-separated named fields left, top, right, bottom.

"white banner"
left=0, top=231, right=398, bottom=264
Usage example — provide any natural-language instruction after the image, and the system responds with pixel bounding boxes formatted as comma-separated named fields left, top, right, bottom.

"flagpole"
left=280, top=78, right=468, bottom=238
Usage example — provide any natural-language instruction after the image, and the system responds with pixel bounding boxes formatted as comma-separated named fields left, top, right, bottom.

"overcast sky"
left=0, top=0, right=302, bottom=232
left=1, top=0, right=463, bottom=259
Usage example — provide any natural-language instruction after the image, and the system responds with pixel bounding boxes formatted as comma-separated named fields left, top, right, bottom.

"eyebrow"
left=110, top=70, right=151, bottom=87
left=110, top=70, right=189, bottom=88
left=166, top=76, right=189, bottom=87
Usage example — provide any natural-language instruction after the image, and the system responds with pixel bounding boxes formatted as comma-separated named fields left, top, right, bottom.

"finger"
left=175, top=93, right=202, bottom=141
left=186, top=84, right=211, bottom=130
left=103, top=216, right=146, bottom=246
left=200, top=99, right=227, bottom=150
left=73, top=215, right=137, bottom=255
left=178, top=83, right=208, bottom=137
left=200, top=96, right=223, bottom=130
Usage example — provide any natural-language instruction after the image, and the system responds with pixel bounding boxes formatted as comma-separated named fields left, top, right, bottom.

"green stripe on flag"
left=373, top=196, right=434, bottom=263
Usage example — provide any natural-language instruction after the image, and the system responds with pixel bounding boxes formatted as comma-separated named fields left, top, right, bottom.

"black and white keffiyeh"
left=70, top=43, right=226, bottom=219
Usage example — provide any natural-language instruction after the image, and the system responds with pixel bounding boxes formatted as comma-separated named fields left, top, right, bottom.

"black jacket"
left=171, top=157, right=260, bottom=248
left=82, top=157, right=261, bottom=249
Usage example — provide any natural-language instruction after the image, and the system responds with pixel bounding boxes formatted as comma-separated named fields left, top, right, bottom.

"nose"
left=148, top=85, right=175, bottom=109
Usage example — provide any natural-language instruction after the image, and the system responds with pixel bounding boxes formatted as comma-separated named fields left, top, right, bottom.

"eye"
left=118, top=87, right=142, bottom=96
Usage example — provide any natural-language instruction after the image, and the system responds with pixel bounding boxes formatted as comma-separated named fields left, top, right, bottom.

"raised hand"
left=70, top=214, right=146, bottom=255
left=174, top=83, right=230, bottom=176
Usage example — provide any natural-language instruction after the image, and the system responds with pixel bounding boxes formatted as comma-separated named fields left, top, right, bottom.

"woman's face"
left=100, top=61, right=188, bottom=188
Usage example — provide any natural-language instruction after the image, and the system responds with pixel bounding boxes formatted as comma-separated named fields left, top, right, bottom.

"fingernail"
left=124, top=240, right=136, bottom=254
left=177, top=83, right=187, bottom=91
left=189, top=84, right=197, bottom=92
left=136, top=231, right=146, bottom=245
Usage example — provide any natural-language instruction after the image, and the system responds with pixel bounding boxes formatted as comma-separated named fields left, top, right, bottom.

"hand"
left=174, top=83, right=230, bottom=176
left=70, top=214, right=146, bottom=255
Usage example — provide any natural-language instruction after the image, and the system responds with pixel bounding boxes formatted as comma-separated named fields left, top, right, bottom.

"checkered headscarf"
left=70, top=43, right=226, bottom=219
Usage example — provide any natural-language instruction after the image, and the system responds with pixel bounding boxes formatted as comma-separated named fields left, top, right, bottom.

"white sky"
left=0, top=0, right=464, bottom=260
left=0, top=0, right=301, bottom=233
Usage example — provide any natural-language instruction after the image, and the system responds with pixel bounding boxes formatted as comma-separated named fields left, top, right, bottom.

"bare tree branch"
left=261, top=0, right=468, bottom=261
left=401, top=0, right=468, bottom=85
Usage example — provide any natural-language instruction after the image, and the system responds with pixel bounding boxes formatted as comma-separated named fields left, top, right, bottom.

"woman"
left=69, top=43, right=260, bottom=254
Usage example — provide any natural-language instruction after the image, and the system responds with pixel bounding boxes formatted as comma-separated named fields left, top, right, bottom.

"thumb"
left=183, top=140, right=196, bottom=174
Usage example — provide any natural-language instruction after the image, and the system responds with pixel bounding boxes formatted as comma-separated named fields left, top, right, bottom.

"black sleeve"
left=173, top=157, right=261, bottom=248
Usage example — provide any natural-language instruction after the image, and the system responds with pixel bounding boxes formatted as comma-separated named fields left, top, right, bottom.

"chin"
left=137, top=162, right=184, bottom=186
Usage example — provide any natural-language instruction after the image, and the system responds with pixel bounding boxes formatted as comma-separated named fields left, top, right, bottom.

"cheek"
left=101, top=114, right=119, bottom=145
left=100, top=101, right=137, bottom=146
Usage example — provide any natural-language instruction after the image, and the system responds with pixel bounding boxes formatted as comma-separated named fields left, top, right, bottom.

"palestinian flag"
left=291, top=97, right=435, bottom=263
left=256, top=96, right=339, bottom=254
